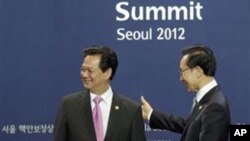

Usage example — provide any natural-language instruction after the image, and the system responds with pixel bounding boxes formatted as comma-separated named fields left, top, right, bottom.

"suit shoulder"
left=62, top=91, right=87, bottom=103
left=210, top=90, right=228, bottom=106
left=116, top=94, right=140, bottom=109
left=205, top=88, right=230, bottom=113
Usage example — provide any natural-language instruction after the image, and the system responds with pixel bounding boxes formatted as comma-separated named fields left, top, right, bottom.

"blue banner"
left=1, top=0, right=249, bottom=141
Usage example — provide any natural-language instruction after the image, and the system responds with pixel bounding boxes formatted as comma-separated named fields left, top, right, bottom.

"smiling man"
left=141, top=44, right=231, bottom=141
left=54, top=45, right=146, bottom=141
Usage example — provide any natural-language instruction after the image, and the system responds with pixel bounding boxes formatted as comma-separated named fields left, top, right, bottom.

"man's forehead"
left=180, top=55, right=188, bottom=67
left=82, top=55, right=100, bottom=66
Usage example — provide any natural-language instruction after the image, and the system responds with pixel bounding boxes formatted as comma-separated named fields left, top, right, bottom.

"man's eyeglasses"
left=180, top=68, right=191, bottom=75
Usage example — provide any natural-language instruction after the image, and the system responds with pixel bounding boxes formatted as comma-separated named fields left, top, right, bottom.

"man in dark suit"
left=141, top=45, right=231, bottom=141
left=54, top=46, right=146, bottom=141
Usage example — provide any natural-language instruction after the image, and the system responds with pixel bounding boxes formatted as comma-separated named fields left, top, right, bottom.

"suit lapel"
left=186, top=103, right=204, bottom=125
left=76, top=91, right=96, bottom=140
left=181, top=101, right=204, bottom=141
left=104, top=93, right=122, bottom=141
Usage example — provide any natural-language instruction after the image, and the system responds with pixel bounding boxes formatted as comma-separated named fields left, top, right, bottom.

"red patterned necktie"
left=93, top=96, right=103, bottom=141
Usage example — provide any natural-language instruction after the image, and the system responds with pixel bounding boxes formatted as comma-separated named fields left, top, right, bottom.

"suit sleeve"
left=53, top=99, right=68, bottom=141
left=131, top=106, right=146, bottom=141
left=150, top=110, right=186, bottom=133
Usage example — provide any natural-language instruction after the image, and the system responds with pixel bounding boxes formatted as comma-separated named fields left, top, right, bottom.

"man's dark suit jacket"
left=149, top=86, right=230, bottom=141
left=53, top=90, right=146, bottom=141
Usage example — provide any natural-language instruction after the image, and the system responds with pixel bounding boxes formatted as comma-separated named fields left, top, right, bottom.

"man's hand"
left=141, top=96, right=153, bottom=120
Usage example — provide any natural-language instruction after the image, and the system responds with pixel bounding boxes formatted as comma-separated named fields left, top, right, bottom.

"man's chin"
left=187, top=88, right=196, bottom=93
left=186, top=87, right=193, bottom=92
left=83, top=84, right=92, bottom=89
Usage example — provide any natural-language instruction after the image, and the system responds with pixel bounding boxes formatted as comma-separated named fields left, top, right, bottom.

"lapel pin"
left=199, top=105, right=203, bottom=110
left=115, top=105, right=119, bottom=110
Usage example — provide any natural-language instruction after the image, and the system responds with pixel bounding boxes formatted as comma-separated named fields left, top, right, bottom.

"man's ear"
left=194, top=66, right=203, bottom=78
left=104, top=68, right=112, bottom=80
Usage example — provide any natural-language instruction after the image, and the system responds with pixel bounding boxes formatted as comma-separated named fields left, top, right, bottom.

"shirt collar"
left=196, top=79, right=218, bottom=103
left=90, top=86, right=113, bottom=106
